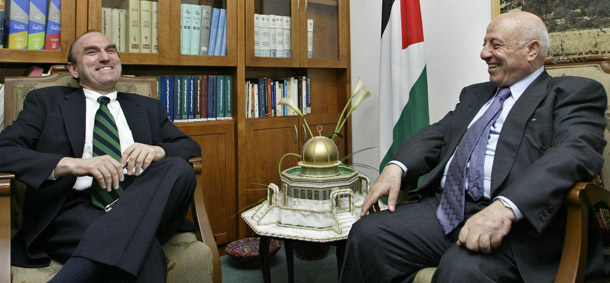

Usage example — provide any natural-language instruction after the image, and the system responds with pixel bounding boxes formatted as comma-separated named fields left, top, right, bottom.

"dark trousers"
left=44, top=157, right=196, bottom=282
left=340, top=193, right=521, bottom=283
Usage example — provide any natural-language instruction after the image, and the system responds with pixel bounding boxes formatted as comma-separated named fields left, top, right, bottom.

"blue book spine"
left=173, top=75, right=181, bottom=121
left=161, top=76, right=174, bottom=121
left=208, top=8, right=219, bottom=56
left=181, top=76, right=188, bottom=120
left=220, top=13, right=226, bottom=56
left=0, top=3, right=6, bottom=48
left=258, top=78, right=265, bottom=118
left=188, top=75, right=195, bottom=119
left=207, top=75, right=217, bottom=119
left=214, top=8, right=225, bottom=56
left=283, top=79, right=288, bottom=115
left=270, top=79, right=275, bottom=116
left=44, top=0, right=60, bottom=50
left=27, top=0, right=46, bottom=50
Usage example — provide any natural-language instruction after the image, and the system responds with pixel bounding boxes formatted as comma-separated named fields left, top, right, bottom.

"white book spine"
left=118, top=9, right=127, bottom=52
left=140, top=0, right=152, bottom=53
left=110, top=9, right=121, bottom=51
left=152, top=1, right=158, bottom=53
left=260, top=15, right=270, bottom=57
left=254, top=14, right=261, bottom=57
left=254, top=84, right=259, bottom=118
left=275, top=15, right=284, bottom=58
left=180, top=3, right=192, bottom=55
left=127, top=0, right=141, bottom=52
left=102, top=7, right=112, bottom=39
left=199, top=5, right=212, bottom=55
left=190, top=4, right=202, bottom=55
left=269, top=15, right=276, bottom=57
left=307, top=19, right=314, bottom=59
left=283, top=16, right=291, bottom=57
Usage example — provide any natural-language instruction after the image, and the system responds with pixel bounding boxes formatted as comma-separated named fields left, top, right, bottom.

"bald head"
left=481, top=11, right=549, bottom=86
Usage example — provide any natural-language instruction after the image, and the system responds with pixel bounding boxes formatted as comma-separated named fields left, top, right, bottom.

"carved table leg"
left=285, top=239, right=295, bottom=283
left=259, top=236, right=271, bottom=283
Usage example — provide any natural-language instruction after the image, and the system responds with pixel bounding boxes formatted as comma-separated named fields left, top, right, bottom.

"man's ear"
left=67, top=63, right=79, bottom=79
left=526, top=40, right=541, bottom=62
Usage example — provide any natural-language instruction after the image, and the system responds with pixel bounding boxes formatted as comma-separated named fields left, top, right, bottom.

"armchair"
left=0, top=66, right=221, bottom=282
left=401, top=56, right=610, bottom=283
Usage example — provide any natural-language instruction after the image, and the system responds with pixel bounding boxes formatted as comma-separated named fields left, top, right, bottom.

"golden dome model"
left=299, top=136, right=341, bottom=176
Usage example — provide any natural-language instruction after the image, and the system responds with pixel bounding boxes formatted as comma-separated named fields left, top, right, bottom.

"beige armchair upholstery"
left=408, top=56, right=610, bottom=283
left=0, top=66, right=221, bottom=283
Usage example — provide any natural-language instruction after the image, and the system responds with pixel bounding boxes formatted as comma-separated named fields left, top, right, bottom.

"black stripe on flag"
left=381, top=0, right=396, bottom=37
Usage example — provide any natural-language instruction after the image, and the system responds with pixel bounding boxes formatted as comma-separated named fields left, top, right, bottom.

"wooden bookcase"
left=0, top=0, right=351, bottom=244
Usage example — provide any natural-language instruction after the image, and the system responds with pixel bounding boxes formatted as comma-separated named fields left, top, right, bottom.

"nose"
left=98, top=50, right=110, bottom=61
left=480, top=44, right=491, bottom=61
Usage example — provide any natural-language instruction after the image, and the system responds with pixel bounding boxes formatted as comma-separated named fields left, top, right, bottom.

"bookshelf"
left=0, top=0, right=351, bottom=244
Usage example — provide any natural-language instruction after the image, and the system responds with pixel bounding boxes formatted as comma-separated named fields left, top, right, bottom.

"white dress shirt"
left=390, top=67, right=545, bottom=220
left=72, top=89, right=135, bottom=190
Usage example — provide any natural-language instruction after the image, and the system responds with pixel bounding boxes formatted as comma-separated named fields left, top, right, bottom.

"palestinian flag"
left=379, top=0, right=430, bottom=170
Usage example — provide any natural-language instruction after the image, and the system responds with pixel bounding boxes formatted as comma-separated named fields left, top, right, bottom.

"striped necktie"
left=436, top=87, right=512, bottom=234
left=91, top=96, right=124, bottom=211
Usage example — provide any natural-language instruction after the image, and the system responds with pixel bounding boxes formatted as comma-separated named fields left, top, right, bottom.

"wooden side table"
left=259, top=236, right=346, bottom=283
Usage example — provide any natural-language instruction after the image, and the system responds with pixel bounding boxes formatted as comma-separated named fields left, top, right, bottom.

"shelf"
left=308, top=0, right=338, bottom=6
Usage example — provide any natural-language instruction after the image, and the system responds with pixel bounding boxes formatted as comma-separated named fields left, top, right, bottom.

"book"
left=207, top=75, right=217, bottom=120
left=111, top=8, right=126, bottom=52
left=101, top=7, right=111, bottom=39
left=253, top=13, right=260, bottom=57
left=151, top=0, right=157, bottom=53
left=269, top=15, right=276, bottom=57
left=259, top=14, right=270, bottom=57
left=43, top=0, right=60, bottom=50
left=207, top=7, right=219, bottom=56
left=161, top=75, right=174, bottom=121
left=27, top=0, right=46, bottom=49
left=213, top=8, right=225, bottom=56
left=7, top=0, right=29, bottom=49
left=179, top=3, right=191, bottom=55
left=181, top=75, right=189, bottom=120
left=220, top=13, right=226, bottom=56
left=306, top=76, right=311, bottom=114
left=274, top=80, right=282, bottom=116
left=0, top=0, right=5, bottom=48
left=188, top=75, right=195, bottom=120
left=194, top=75, right=201, bottom=119
left=200, top=75, right=208, bottom=120
left=282, top=79, right=288, bottom=115
left=190, top=4, right=201, bottom=55
left=275, top=15, right=284, bottom=58
left=283, top=16, right=291, bottom=57
left=139, top=0, right=152, bottom=53
left=216, top=75, right=225, bottom=119
left=307, top=19, right=313, bottom=58
left=125, top=0, right=140, bottom=52
left=266, top=78, right=272, bottom=117
left=173, top=75, right=182, bottom=121
left=225, top=75, right=233, bottom=119
left=199, top=4, right=211, bottom=55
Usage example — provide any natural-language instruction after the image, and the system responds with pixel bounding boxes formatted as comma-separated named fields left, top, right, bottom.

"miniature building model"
left=242, top=136, right=385, bottom=242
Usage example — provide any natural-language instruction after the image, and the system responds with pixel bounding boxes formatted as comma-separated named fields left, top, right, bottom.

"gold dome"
left=302, top=136, right=339, bottom=165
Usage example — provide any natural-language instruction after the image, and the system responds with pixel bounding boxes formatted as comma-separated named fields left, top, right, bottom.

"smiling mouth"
left=488, top=64, right=500, bottom=69
left=97, top=66, right=113, bottom=71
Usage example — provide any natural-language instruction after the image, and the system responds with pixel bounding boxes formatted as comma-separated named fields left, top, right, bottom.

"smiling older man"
left=341, top=12, right=609, bottom=282
left=0, top=30, right=201, bottom=282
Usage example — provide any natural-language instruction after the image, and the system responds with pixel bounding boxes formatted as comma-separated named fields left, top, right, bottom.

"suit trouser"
left=45, top=157, right=196, bottom=282
left=340, top=193, right=521, bottom=283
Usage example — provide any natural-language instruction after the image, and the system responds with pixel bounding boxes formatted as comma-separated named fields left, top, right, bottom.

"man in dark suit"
left=0, top=31, right=201, bottom=282
left=341, top=11, right=608, bottom=282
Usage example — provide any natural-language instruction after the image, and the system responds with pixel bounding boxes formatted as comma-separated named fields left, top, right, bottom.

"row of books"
left=157, top=75, right=233, bottom=123
left=101, top=0, right=158, bottom=53
left=180, top=3, right=226, bottom=56
left=253, top=14, right=292, bottom=58
left=0, top=0, right=61, bottom=50
left=245, top=76, right=311, bottom=119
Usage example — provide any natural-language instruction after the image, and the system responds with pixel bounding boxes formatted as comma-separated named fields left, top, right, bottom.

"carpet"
left=221, top=241, right=340, bottom=283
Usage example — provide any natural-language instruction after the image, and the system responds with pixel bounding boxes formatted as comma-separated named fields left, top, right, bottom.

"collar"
left=83, top=88, right=118, bottom=104
left=505, top=66, right=545, bottom=100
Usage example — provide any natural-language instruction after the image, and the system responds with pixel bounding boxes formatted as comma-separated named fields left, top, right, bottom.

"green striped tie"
left=91, top=96, right=124, bottom=211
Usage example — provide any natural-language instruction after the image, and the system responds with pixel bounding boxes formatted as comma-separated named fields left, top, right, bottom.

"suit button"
left=539, top=212, right=546, bottom=221
left=442, top=140, right=448, bottom=146
left=539, top=143, right=546, bottom=151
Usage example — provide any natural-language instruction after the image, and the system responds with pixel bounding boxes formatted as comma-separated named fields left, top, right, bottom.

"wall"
left=350, top=0, right=493, bottom=180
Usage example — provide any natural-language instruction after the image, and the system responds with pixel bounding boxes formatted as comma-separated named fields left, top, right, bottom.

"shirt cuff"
left=387, top=160, right=407, bottom=178
left=48, top=169, right=57, bottom=181
left=494, top=196, right=523, bottom=221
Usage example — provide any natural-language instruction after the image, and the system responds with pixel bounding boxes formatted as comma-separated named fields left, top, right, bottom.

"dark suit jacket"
left=0, top=86, right=201, bottom=267
left=393, top=71, right=607, bottom=281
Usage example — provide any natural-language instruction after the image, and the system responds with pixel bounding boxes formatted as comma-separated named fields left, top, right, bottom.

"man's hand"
left=54, top=155, right=124, bottom=191
left=121, top=142, right=166, bottom=176
left=360, top=164, right=404, bottom=217
left=457, top=200, right=516, bottom=253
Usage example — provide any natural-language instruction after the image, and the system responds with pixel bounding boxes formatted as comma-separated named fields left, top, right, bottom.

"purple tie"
left=436, top=87, right=512, bottom=234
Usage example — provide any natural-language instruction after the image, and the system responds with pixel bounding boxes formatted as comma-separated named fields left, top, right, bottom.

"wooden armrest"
left=0, top=173, right=15, bottom=283
left=187, top=157, right=222, bottom=283
left=556, top=182, right=610, bottom=283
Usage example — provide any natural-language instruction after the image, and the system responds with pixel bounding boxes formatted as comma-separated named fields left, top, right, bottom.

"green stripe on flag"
left=380, top=66, right=430, bottom=169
